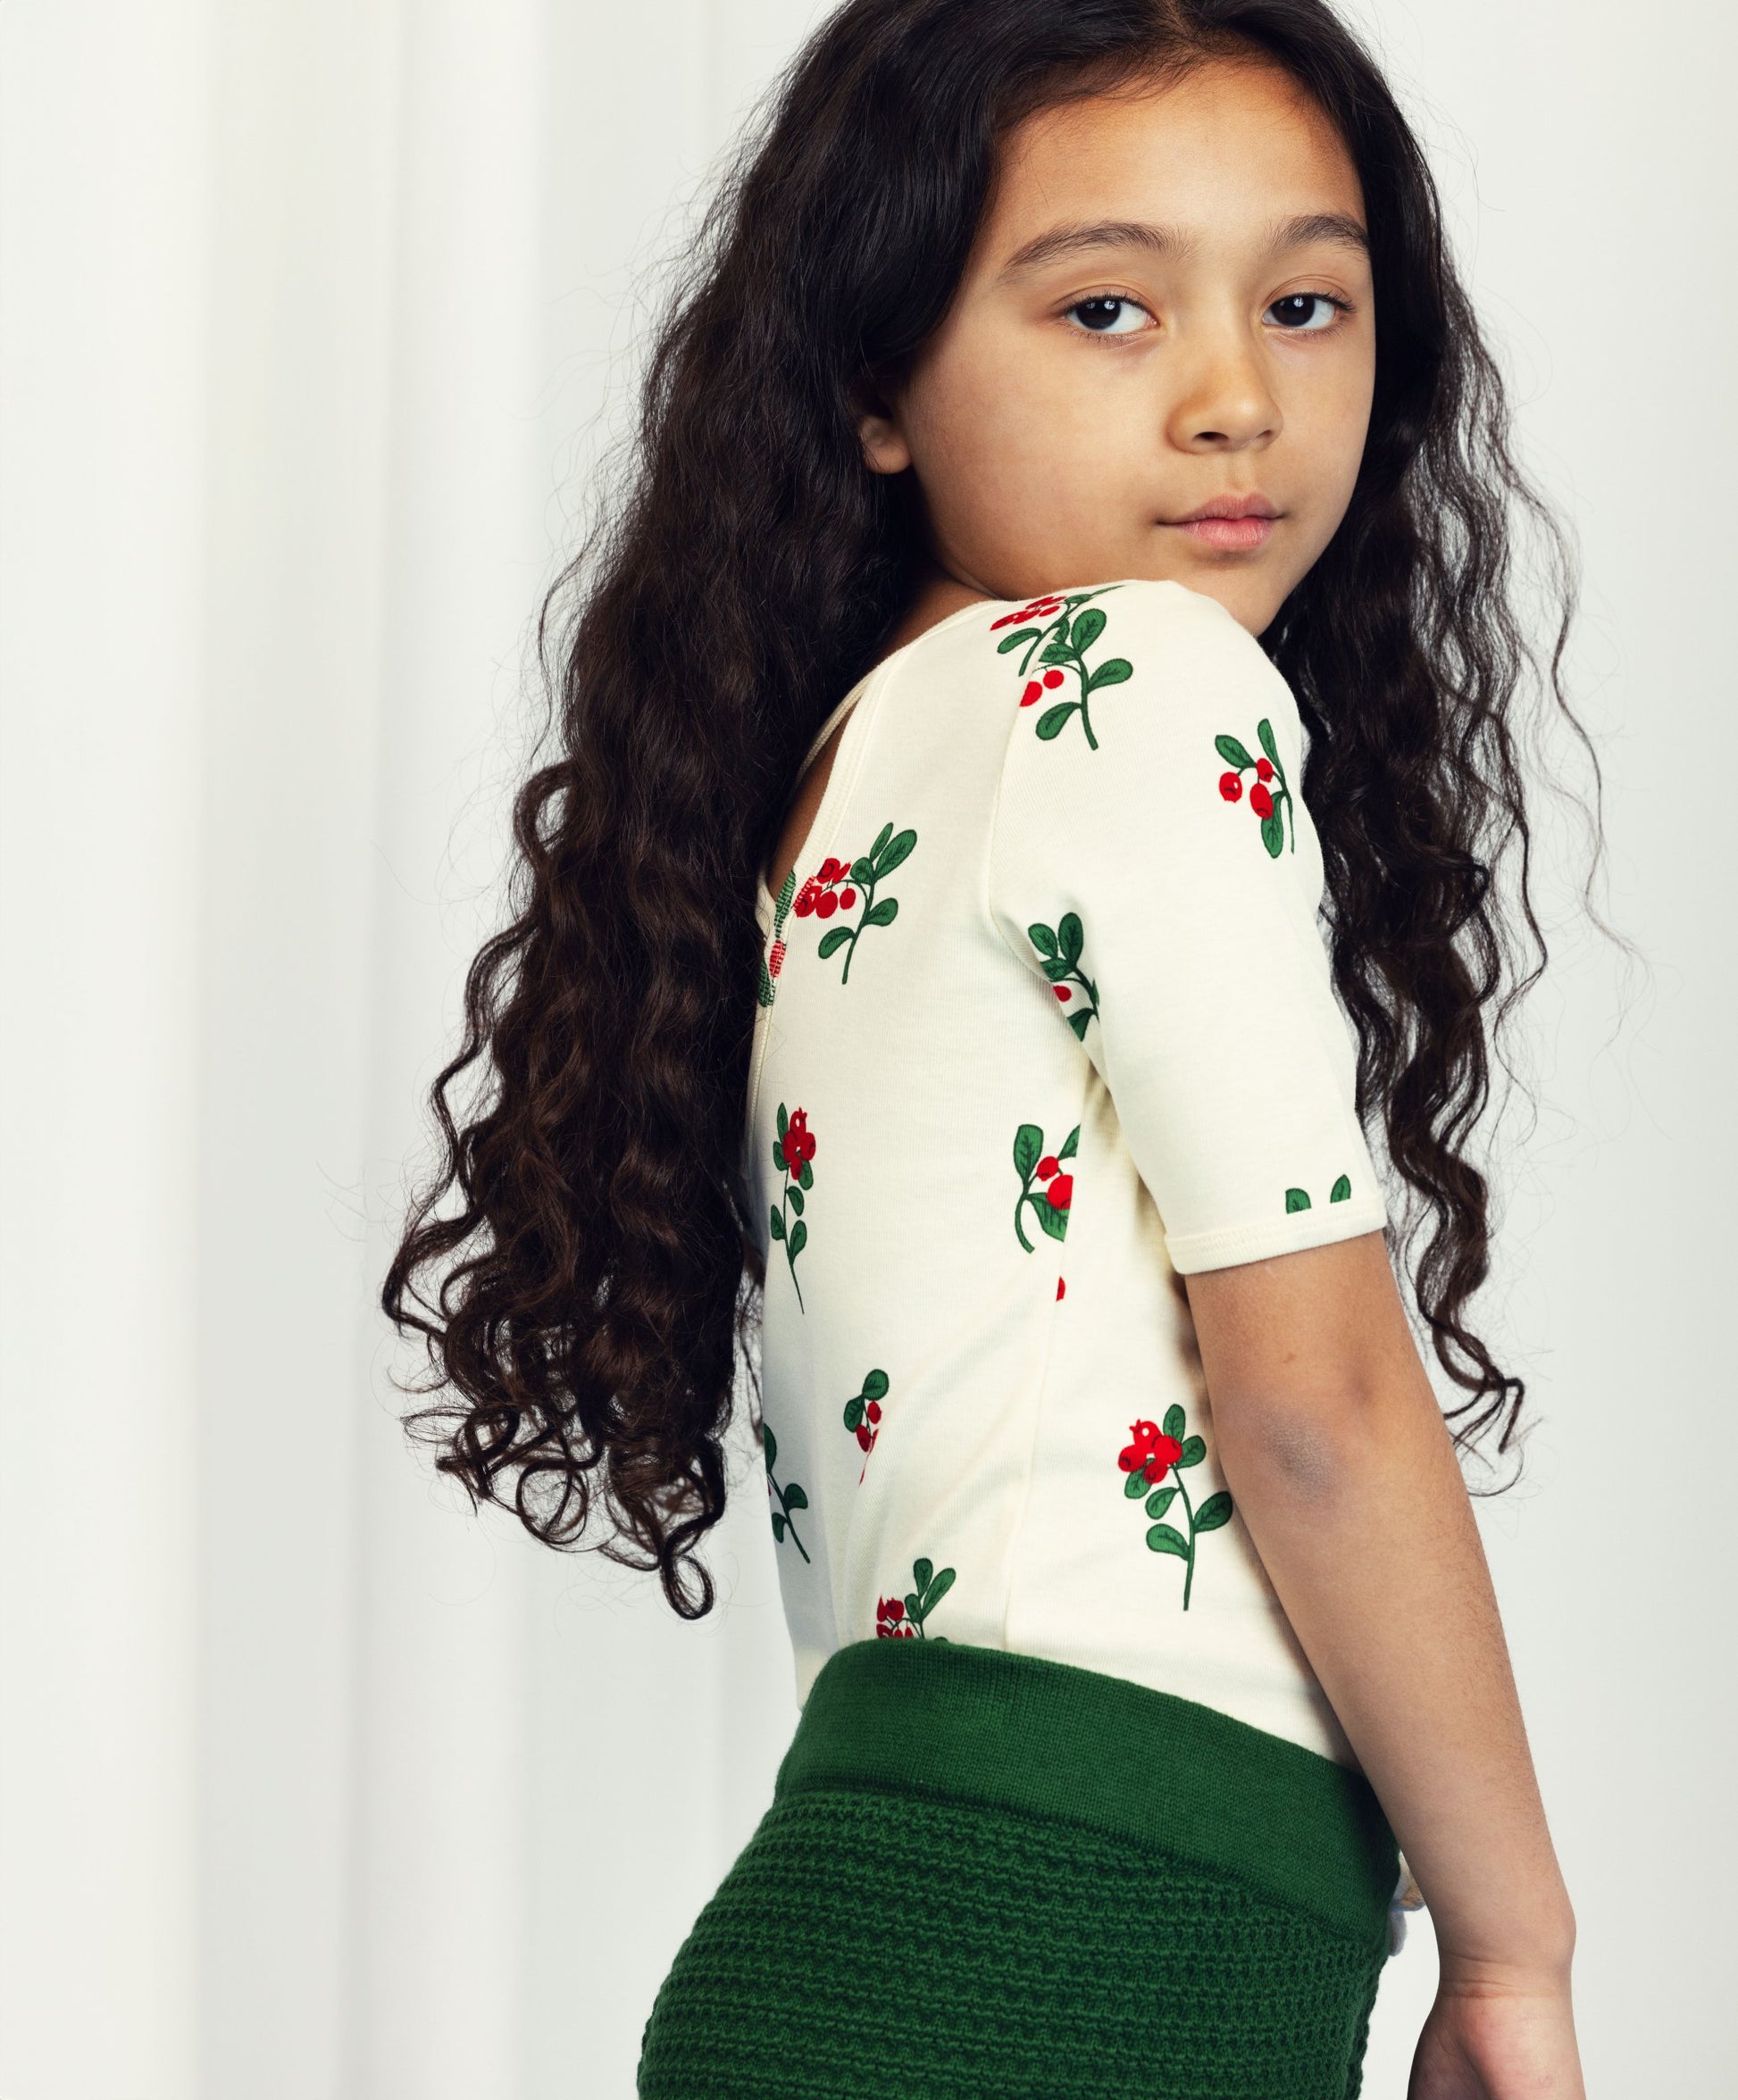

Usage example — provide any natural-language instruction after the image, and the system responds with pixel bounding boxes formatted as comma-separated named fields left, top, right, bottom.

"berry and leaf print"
left=875, top=1556, right=955, bottom=1641
left=843, top=1368, right=889, bottom=1484
left=769, top=1102, right=815, bottom=1310
left=1284, top=1174, right=1352, bottom=1212
left=992, top=586, right=1132, bottom=751
left=1216, top=718, right=1295, bottom=855
left=1012, top=1121, right=1077, bottom=1250
left=1026, top=912, right=1099, bottom=1040
left=761, top=1421, right=811, bottom=1563
left=1117, top=1404, right=1233, bottom=1610
left=756, top=866, right=797, bottom=1007
left=795, top=825, right=917, bottom=986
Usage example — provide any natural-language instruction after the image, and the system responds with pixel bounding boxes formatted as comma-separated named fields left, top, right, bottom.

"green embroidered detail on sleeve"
left=1285, top=1173, right=1352, bottom=1213
left=1215, top=717, right=1295, bottom=855
left=1117, top=1402, right=1233, bottom=1610
left=756, top=866, right=797, bottom=1007
left=1026, top=912, right=1100, bottom=1039
left=1012, top=1120, right=1077, bottom=1250
left=991, top=585, right=1130, bottom=750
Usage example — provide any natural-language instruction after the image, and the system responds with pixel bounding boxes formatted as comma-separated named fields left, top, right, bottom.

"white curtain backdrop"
left=2, top=4, right=1730, bottom=2096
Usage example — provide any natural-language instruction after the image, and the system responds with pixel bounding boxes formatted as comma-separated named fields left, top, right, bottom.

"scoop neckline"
left=755, top=593, right=1005, bottom=912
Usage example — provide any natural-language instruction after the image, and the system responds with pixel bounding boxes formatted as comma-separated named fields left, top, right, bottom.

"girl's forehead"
left=984, top=61, right=1363, bottom=248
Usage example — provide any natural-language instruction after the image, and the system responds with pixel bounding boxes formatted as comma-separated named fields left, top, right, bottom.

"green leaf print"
left=770, top=1102, right=815, bottom=1311
left=1026, top=912, right=1099, bottom=1040
left=1118, top=1400, right=1232, bottom=1608
left=1215, top=718, right=1295, bottom=854
left=993, top=584, right=1129, bottom=751
left=761, top=1421, right=812, bottom=1563
left=1285, top=1173, right=1352, bottom=1213
left=877, top=1555, right=956, bottom=1641
left=1011, top=1120, right=1077, bottom=1252
left=844, top=1368, right=890, bottom=1481
left=793, top=824, right=917, bottom=985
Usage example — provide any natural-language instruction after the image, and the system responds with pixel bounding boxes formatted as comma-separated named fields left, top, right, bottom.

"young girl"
left=383, top=2, right=1592, bottom=2093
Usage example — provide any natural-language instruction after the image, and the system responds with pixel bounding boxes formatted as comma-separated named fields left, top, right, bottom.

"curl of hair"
left=381, top=0, right=1600, bottom=1617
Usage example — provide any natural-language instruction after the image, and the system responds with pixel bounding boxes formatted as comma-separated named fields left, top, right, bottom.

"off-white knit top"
left=746, top=577, right=1390, bottom=1772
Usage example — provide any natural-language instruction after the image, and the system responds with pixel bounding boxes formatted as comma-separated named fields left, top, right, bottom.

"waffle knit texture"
left=638, top=1639, right=1397, bottom=2098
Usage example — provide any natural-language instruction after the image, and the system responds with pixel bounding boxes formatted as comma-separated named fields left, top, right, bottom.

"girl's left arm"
left=1185, top=1231, right=1579, bottom=1991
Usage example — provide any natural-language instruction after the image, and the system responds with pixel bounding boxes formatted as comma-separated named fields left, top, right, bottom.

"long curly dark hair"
left=380, top=0, right=1598, bottom=1617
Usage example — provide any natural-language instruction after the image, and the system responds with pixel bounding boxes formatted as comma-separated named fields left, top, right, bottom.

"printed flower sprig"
left=756, top=866, right=797, bottom=1007
left=761, top=1421, right=810, bottom=1562
left=1025, top=912, right=1099, bottom=1041
left=843, top=1368, right=889, bottom=1484
left=875, top=1556, right=955, bottom=1641
left=991, top=586, right=1131, bottom=750
left=769, top=1102, right=815, bottom=1311
left=1216, top=718, right=1295, bottom=856
left=1012, top=1121, right=1077, bottom=1250
left=1285, top=1173, right=1352, bottom=1213
left=1118, top=1404, right=1233, bottom=1610
left=795, top=823, right=917, bottom=985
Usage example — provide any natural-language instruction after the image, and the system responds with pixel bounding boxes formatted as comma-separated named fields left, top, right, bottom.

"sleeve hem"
left=1165, top=1197, right=1389, bottom=1276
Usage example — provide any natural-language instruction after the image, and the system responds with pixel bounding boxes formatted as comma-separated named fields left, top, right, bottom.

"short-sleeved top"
left=746, top=577, right=1388, bottom=1771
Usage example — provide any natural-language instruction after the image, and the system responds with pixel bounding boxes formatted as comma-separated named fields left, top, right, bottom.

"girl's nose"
left=1166, top=333, right=1283, bottom=452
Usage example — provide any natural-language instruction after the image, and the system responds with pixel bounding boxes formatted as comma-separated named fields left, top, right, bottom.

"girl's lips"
left=1168, top=513, right=1276, bottom=553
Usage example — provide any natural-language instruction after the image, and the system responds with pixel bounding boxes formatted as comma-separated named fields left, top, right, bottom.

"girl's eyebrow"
left=995, top=211, right=1368, bottom=279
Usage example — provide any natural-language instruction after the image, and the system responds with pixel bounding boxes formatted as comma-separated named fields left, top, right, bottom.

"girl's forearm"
left=1189, top=1241, right=1576, bottom=1974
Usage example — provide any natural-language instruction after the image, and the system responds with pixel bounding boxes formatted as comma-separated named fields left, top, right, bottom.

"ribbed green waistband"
left=775, top=1639, right=1398, bottom=1952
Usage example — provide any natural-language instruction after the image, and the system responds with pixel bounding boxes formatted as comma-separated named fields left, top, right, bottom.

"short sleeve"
left=986, top=578, right=1387, bottom=1274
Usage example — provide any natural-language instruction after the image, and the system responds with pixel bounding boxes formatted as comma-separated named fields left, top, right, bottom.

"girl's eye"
left=1266, top=292, right=1346, bottom=332
left=1063, top=294, right=1151, bottom=338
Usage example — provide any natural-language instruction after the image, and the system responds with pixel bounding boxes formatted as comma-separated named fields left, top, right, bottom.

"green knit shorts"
left=638, top=1639, right=1399, bottom=2100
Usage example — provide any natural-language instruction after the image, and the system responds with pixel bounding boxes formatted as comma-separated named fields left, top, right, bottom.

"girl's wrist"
left=1435, top=1906, right=1577, bottom=1990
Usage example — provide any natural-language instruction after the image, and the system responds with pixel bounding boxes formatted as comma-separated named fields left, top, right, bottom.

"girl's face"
left=859, top=59, right=1376, bottom=636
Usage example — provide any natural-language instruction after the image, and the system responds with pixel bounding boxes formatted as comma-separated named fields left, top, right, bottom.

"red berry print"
left=769, top=1102, right=815, bottom=1312
left=876, top=1556, right=956, bottom=1639
left=1057, top=1276, right=1066, bottom=1300
left=793, top=823, right=918, bottom=985
left=991, top=586, right=1133, bottom=751
left=1026, top=912, right=1100, bottom=1041
left=990, top=593, right=1066, bottom=629
left=1213, top=721, right=1294, bottom=857
left=1119, top=1419, right=1170, bottom=1477
left=1115, top=1403, right=1234, bottom=1609
left=843, top=1370, right=890, bottom=1484
left=1012, top=1121, right=1078, bottom=1251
